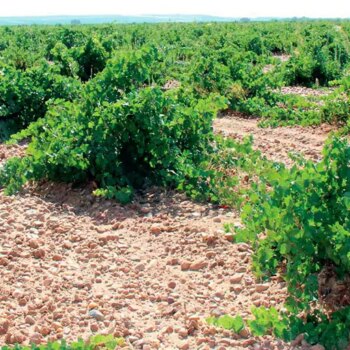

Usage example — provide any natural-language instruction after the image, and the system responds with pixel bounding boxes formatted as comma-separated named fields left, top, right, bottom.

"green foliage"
left=93, top=186, right=134, bottom=205
left=88, top=334, right=125, bottom=349
left=248, top=307, right=290, bottom=339
left=84, top=47, right=158, bottom=106
left=206, top=315, right=245, bottom=333
left=1, top=21, right=350, bottom=131
left=0, top=335, right=125, bottom=350
left=0, top=61, right=82, bottom=126
left=208, top=307, right=350, bottom=349
left=74, top=37, right=108, bottom=81
left=0, top=88, right=224, bottom=202
left=238, top=136, right=350, bottom=288
left=230, top=137, right=350, bottom=349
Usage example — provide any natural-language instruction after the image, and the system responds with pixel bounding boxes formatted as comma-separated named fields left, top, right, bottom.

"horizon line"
left=0, top=13, right=349, bottom=19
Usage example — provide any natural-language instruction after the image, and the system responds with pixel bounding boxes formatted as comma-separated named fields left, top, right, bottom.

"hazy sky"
left=0, top=0, right=349, bottom=18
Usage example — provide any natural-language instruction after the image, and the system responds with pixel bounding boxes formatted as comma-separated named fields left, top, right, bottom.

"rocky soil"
left=0, top=178, right=289, bottom=349
left=279, top=86, right=335, bottom=97
left=0, top=113, right=333, bottom=350
left=214, top=112, right=334, bottom=166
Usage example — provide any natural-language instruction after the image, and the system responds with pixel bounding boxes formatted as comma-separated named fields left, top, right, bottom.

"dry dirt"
left=214, top=112, right=334, bottom=166
left=0, top=113, right=333, bottom=350
left=279, top=86, right=335, bottom=97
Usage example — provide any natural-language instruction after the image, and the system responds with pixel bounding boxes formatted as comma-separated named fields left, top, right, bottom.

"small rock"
left=181, top=261, right=191, bottom=271
left=168, top=281, right=176, bottom=289
left=29, top=333, right=43, bottom=345
left=224, top=234, right=233, bottom=242
left=0, top=319, right=9, bottom=335
left=52, top=254, right=63, bottom=261
left=0, top=257, right=9, bottom=266
left=255, top=284, right=269, bottom=292
left=189, top=260, right=208, bottom=271
left=230, top=274, right=243, bottom=284
left=90, top=323, right=99, bottom=332
left=28, top=239, right=39, bottom=249
left=167, top=297, right=175, bottom=304
left=25, top=316, right=35, bottom=325
left=177, top=328, right=188, bottom=338
left=135, top=263, right=146, bottom=272
left=167, top=258, right=179, bottom=266
left=88, top=310, right=104, bottom=321
left=128, top=336, right=139, bottom=343
left=150, top=224, right=163, bottom=235
left=239, top=328, right=249, bottom=338
left=242, top=339, right=256, bottom=347
left=244, top=277, right=253, bottom=286
left=39, top=326, right=50, bottom=336
left=32, top=249, right=45, bottom=259
left=164, top=326, right=173, bottom=334
left=237, top=243, right=250, bottom=252
left=211, top=309, right=224, bottom=317
left=63, top=241, right=72, bottom=249
left=88, top=302, right=99, bottom=310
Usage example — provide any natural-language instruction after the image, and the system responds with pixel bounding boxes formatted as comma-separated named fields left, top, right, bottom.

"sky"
left=0, top=0, right=349, bottom=18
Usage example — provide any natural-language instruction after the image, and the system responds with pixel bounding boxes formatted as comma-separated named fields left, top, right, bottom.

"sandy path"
left=214, top=113, right=334, bottom=166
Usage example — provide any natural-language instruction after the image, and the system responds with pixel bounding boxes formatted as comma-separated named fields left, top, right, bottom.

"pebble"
left=230, top=274, right=243, bottom=284
left=128, top=336, right=139, bottom=343
left=25, top=316, right=35, bottom=325
left=90, top=323, right=99, bottom=332
left=88, top=310, right=104, bottom=321
left=189, top=260, right=208, bottom=271
left=150, top=224, right=163, bottom=235
left=88, top=302, right=99, bottom=310
left=28, top=239, right=40, bottom=249
left=236, top=243, right=251, bottom=252
left=52, top=254, right=63, bottom=261
left=168, top=281, right=176, bottom=289
left=32, top=249, right=46, bottom=259
left=255, top=284, right=269, bottom=292
left=0, top=319, right=9, bottom=335
left=181, top=261, right=191, bottom=271
left=135, top=263, right=146, bottom=272
left=29, top=333, right=43, bottom=344
left=0, top=257, right=9, bottom=266
left=177, top=328, right=188, bottom=338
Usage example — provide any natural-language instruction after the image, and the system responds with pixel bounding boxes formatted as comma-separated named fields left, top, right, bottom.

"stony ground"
left=214, top=112, right=334, bottom=167
left=0, top=113, right=333, bottom=349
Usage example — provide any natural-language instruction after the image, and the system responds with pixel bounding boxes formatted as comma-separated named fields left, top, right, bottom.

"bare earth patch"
left=0, top=143, right=27, bottom=167
left=279, top=86, right=335, bottom=97
left=214, top=112, right=334, bottom=166
left=0, top=183, right=292, bottom=350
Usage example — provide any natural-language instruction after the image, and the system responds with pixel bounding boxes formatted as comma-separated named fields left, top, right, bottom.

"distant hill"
left=0, top=14, right=242, bottom=25
left=0, top=15, right=346, bottom=26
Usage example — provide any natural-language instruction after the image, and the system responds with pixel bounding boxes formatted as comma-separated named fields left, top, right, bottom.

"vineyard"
left=0, top=20, right=350, bottom=350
